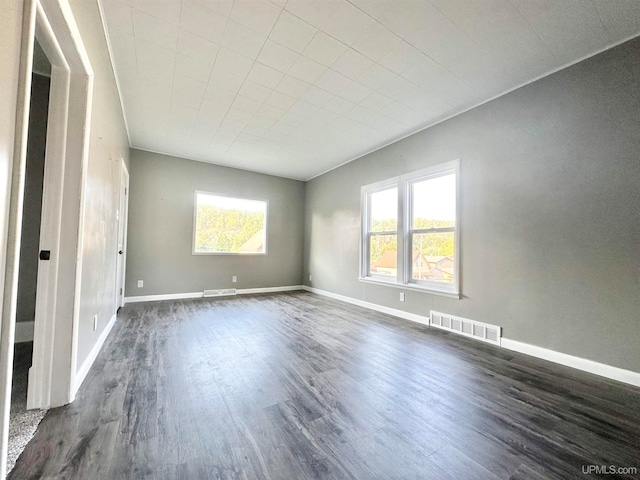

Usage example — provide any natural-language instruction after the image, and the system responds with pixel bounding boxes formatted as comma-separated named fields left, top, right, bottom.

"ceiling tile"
left=177, top=31, right=219, bottom=64
left=274, top=75, right=311, bottom=98
left=286, top=0, right=374, bottom=46
left=239, top=81, right=273, bottom=102
left=229, top=0, right=282, bottom=35
left=357, top=64, right=396, bottom=90
left=257, top=40, right=299, bottom=72
left=429, top=0, right=506, bottom=30
left=300, top=86, right=333, bottom=106
left=265, top=91, right=299, bottom=110
left=288, top=55, right=327, bottom=83
left=248, top=114, right=277, bottom=129
left=175, top=54, right=212, bottom=82
left=204, top=84, right=238, bottom=105
left=351, top=21, right=402, bottom=62
left=214, top=47, right=254, bottom=77
left=358, top=92, right=394, bottom=112
left=315, top=69, right=352, bottom=95
left=173, top=75, right=207, bottom=108
left=137, top=59, right=173, bottom=89
left=324, top=95, right=356, bottom=114
left=180, top=1, right=228, bottom=44
left=192, top=0, right=234, bottom=18
left=338, top=82, right=373, bottom=103
left=247, top=62, right=285, bottom=89
left=226, top=107, right=254, bottom=125
left=346, top=0, right=390, bottom=20
left=132, top=9, right=179, bottom=50
left=331, top=48, right=373, bottom=80
left=231, top=95, right=263, bottom=115
left=269, top=11, right=317, bottom=53
left=378, top=41, right=426, bottom=75
left=288, top=100, right=319, bottom=118
left=135, top=37, right=176, bottom=70
left=209, top=66, right=245, bottom=90
left=257, top=103, right=288, bottom=120
left=134, top=0, right=182, bottom=26
left=221, top=20, right=266, bottom=59
left=303, top=32, right=348, bottom=66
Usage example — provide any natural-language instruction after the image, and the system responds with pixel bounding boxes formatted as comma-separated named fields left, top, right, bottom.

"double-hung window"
left=360, top=160, right=460, bottom=297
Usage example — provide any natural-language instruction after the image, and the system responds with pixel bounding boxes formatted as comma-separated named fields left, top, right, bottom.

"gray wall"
left=304, top=38, right=640, bottom=373
left=126, top=149, right=305, bottom=296
left=16, top=74, right=49, bottom=324
left=71, top=0, right=131, bottom=370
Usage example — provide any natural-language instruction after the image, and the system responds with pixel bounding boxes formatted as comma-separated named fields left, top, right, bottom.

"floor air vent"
left=430, top=310, right=501, bottom=346
left=203, top=289, right=236, bottom=297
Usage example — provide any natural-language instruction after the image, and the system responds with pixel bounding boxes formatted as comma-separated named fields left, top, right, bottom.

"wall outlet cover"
left=137, top=280, right=143, bottom=288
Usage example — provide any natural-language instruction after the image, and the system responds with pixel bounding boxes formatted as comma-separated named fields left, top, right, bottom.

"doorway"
left=9, top=39, right=51, bottom=473
left=115, top=163, right=129, bottom=311
left=0, top=0, right=94, bottom=474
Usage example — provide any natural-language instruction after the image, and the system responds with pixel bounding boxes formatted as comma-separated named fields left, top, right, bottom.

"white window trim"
left=359, top=160, right=460, bottom=298
left=192, top=190, right=269, bottom=256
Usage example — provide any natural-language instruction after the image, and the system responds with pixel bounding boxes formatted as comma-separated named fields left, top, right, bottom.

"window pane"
left=194, top=193, right=266, bottom=253
left=411, top=232, right=454, bottom=283
left=369, top=234, right=397, bottom=277
left=370, top=187, right=397, bottom=232
left=412, top=174, right=455, bottom=229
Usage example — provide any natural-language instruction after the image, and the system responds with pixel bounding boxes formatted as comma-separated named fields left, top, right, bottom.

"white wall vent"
left=430, top=310, right=501, bottom=346
left=203, top=289, right=236, bottom=297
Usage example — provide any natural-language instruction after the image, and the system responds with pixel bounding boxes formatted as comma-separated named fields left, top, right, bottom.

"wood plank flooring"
left=10, top=292, right=640, bottom=479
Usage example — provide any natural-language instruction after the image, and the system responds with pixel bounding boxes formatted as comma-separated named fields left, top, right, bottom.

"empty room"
left=1, top=0, right=639, bottom=479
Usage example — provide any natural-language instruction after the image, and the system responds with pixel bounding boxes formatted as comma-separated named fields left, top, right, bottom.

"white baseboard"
left=301, top=286, right=431, bottom=327
left=124, top=292, right=203, bottom=303
left=501, top=338, right=640, bottom=388
left=237, top=285, right=303, bottom=294
left=124, top=285, right=304, bottom=304
left=73, top=313, right=117, bottom=394
left=302, top=286, right=640, bottom=388
left=15, top=321, right=34, bottom=343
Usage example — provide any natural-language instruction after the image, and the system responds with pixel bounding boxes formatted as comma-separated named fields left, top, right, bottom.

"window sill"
left=358, top=277, right=460, bottom=299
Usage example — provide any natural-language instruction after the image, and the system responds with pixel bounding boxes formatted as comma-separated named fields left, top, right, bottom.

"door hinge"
left=120, top=288, right=123, bottom=294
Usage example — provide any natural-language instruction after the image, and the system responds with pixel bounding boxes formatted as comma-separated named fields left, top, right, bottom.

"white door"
left=115, top=162, right=129, bottom=310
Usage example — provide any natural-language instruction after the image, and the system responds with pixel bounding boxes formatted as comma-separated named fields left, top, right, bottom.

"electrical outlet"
left=93, top=314, right=98, bottom=331
left=232, top=276, right=237, bottom=283
left=137, top=280, right=143, bottom=288
left=399, top=292, right=405, bottom=302
left=309, top=274, right=312, bottom=282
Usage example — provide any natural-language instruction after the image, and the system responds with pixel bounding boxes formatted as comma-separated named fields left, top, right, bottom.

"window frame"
left=192, top=190, right=269, bottom=256
left=359, top=160, right=460, bottom=298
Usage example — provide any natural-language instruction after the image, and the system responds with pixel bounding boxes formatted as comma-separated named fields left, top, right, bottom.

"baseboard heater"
left=203, top=288, right=237, bottom=297
left=430, top=310, right=501, bottom=346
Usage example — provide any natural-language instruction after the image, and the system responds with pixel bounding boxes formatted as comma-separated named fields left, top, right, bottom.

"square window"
left=193, top=191, right=267, bottom=254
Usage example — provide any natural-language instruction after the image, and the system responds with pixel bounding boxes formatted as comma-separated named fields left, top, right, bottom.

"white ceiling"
left=101, top=0, right=640, bottom=180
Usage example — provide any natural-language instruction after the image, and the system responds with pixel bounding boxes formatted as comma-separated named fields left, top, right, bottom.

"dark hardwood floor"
left=10, top=292, right=640, bottom=479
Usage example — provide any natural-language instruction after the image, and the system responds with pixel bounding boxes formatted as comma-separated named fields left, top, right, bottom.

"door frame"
left=4, top=0, right=93, bottom=417
left=115, top=161, right=129, bottom=310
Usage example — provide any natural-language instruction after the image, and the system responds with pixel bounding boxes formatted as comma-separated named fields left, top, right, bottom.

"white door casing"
left=115, top=161, right=129, bottom=310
